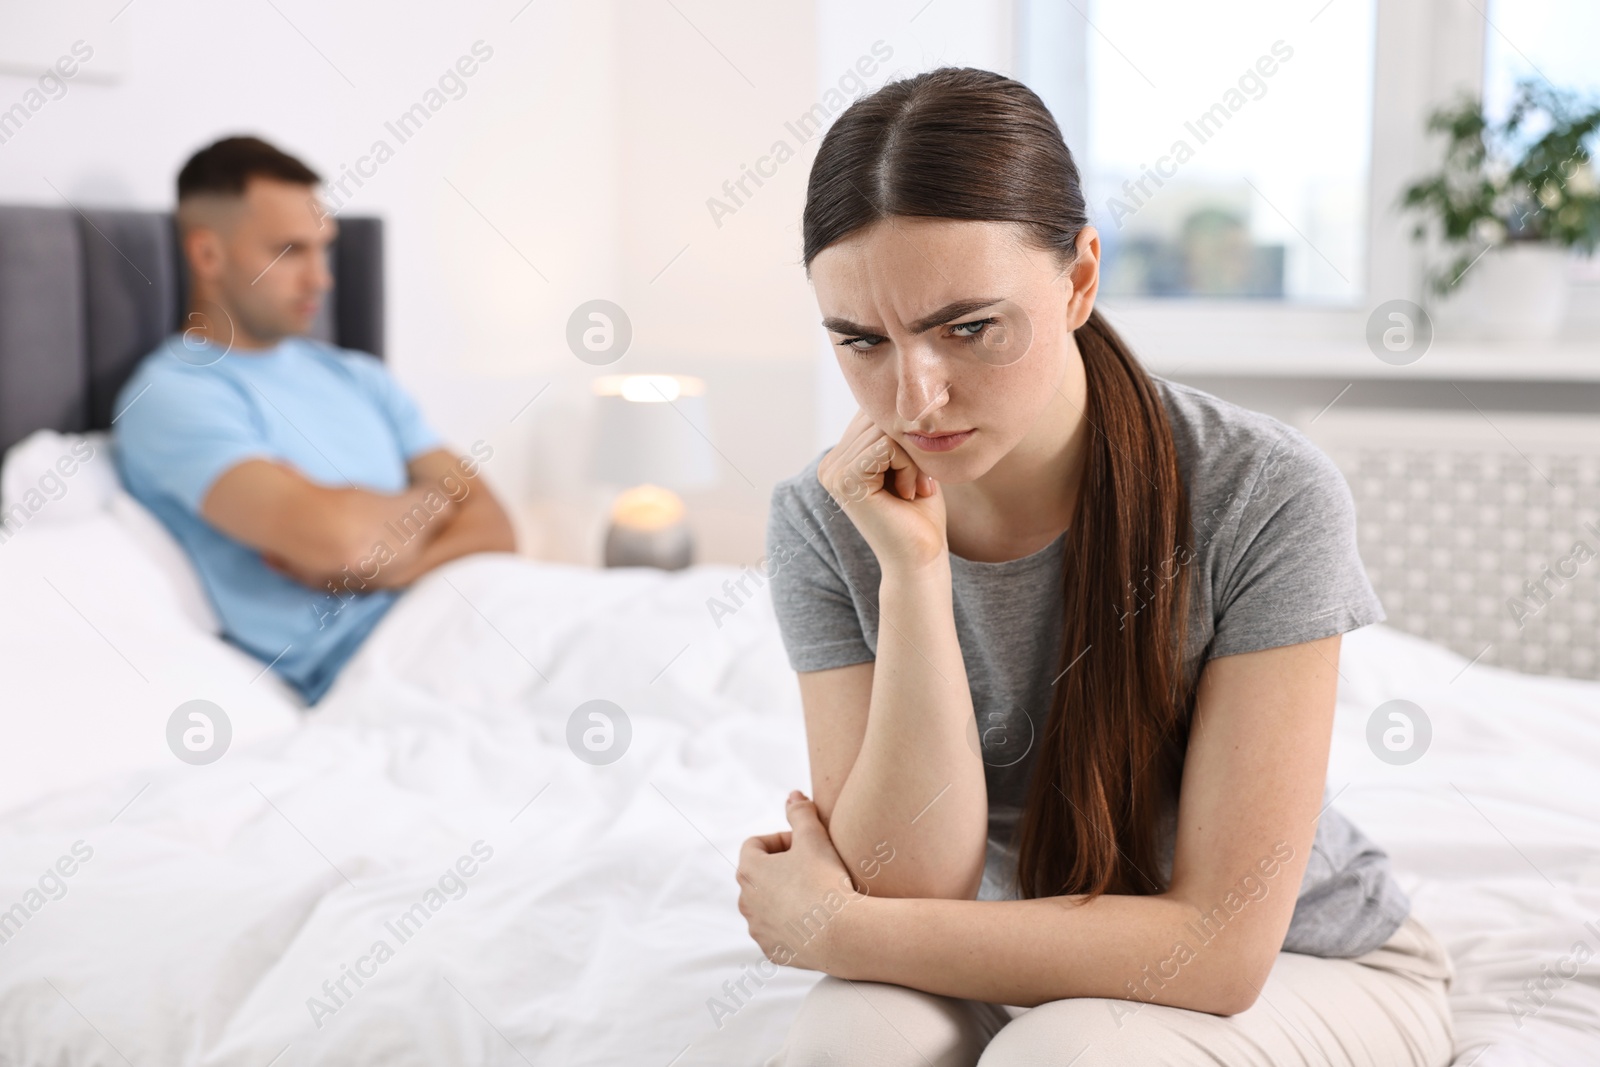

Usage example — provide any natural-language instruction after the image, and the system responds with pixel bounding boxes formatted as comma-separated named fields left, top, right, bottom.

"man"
left=114, top=135, right=515, bottom=704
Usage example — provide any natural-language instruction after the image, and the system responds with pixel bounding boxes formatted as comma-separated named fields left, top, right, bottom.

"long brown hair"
left=801, top=67, right=1195, bottom=902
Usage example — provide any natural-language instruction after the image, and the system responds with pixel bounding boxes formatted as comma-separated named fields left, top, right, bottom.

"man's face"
left=184, top=177, right=337, bottom=347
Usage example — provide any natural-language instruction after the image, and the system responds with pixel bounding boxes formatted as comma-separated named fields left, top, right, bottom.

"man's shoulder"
left=123, top=333, right=220, bottom=379
left=112, top=333, right=382, bottom=426
left=292, top=336, right=381, bottom=374
left=116, top=335, right=245, bottom=415
left=304, top=341, right=410, bottom=407
left=118, top=333, right=371, bottom=386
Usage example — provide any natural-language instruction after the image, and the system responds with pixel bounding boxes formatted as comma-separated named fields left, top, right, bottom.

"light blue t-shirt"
left=113, top=334, right=443, bottom=703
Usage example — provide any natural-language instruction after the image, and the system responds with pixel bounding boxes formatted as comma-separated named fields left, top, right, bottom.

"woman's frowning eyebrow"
left=822, top=297, right=1004, bottom=337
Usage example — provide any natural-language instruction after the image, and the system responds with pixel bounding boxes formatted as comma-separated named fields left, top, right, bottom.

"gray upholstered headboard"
left=0, top=206, right=384, bottom=454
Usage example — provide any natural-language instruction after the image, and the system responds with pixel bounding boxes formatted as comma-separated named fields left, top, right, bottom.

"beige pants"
left=765, top=913, right=1455, bottom=1066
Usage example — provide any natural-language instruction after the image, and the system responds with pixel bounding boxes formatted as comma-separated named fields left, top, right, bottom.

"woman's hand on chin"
left=818, top=408, right=949, bottom=576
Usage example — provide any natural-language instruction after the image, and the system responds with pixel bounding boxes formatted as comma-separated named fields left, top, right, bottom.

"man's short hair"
left=177, top=135, right=321, bottom=204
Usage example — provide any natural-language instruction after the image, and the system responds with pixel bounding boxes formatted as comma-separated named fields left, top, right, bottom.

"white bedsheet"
left=0, top=554, right=1595, bottom=1065
left=0, top=504, right=302, bottom=816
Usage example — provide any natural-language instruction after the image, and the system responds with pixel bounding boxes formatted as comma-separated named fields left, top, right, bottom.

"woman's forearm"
left=825, top=561, right=991, bottom=900
left=831, top=889, right=1261, bottom=1016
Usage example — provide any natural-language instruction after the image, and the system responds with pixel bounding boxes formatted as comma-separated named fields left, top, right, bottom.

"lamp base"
left=603, top=519, right=694, bottom=570
left=602, top=485, right=694, bottom=570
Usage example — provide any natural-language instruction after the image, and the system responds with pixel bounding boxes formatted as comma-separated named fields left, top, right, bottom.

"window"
left=1024, top=0, right=1375, bottom=304
left=1483, top=0, right=1600, bottom=124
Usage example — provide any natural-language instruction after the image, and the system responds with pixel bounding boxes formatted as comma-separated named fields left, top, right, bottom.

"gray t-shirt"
left=765, top=374, right=1408, bottom=958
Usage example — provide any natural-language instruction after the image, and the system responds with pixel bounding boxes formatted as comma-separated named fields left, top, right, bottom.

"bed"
left=1, top=205, right=1596, bottom=1065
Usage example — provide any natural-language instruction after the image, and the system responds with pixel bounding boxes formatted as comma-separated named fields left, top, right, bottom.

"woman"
left=734, top=67, right=1455, bottom=1066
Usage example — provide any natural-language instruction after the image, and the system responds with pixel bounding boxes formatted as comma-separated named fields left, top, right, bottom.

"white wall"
left=0, top=0, right=793, bottom=566
left=0, top=0, right=626, bottom=549
left=5, top=1, right=1596, bottom=567
left=0, top=0, right=1024, bottom=566
left=0, top=0, right=1023, bottom=566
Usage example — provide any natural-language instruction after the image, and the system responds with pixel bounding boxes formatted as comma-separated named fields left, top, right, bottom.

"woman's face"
left=809, top=217, right=1100, bottom=485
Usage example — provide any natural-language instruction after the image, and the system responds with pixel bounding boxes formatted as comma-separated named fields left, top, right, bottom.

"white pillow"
left=0, top=430, right=304, bottom=816
left=0, top=510, right=304, bottom=814
left=0, top=428, right=118, bottom=520
left=2, top=429, right=220, bottom=634
left=109, top=488, right=222, bottom=635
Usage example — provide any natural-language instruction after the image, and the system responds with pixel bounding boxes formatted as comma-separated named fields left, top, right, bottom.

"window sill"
left=1098, top=299, right=1600, bottom=381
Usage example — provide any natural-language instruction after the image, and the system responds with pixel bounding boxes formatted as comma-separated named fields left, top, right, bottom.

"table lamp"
left=589, top=374, right=717, bottom=569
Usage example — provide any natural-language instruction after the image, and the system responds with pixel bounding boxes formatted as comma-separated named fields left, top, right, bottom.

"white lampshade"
left=588, top=374, right=719, bottom=490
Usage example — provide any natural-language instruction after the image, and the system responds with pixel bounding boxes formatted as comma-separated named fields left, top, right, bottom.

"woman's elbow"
left=1207, top=953, right=1276, bottom=1016
left=824, top=801, right=987, bottom=901
left=1209, top=985, right=1260, bottom=1017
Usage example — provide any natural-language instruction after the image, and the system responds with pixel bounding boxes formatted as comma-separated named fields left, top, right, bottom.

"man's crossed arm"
left=200, top=448, right=517, bottom=593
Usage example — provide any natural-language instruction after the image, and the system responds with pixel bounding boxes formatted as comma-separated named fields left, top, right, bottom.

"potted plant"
left=1399, top=78, right=1600, bottom=339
